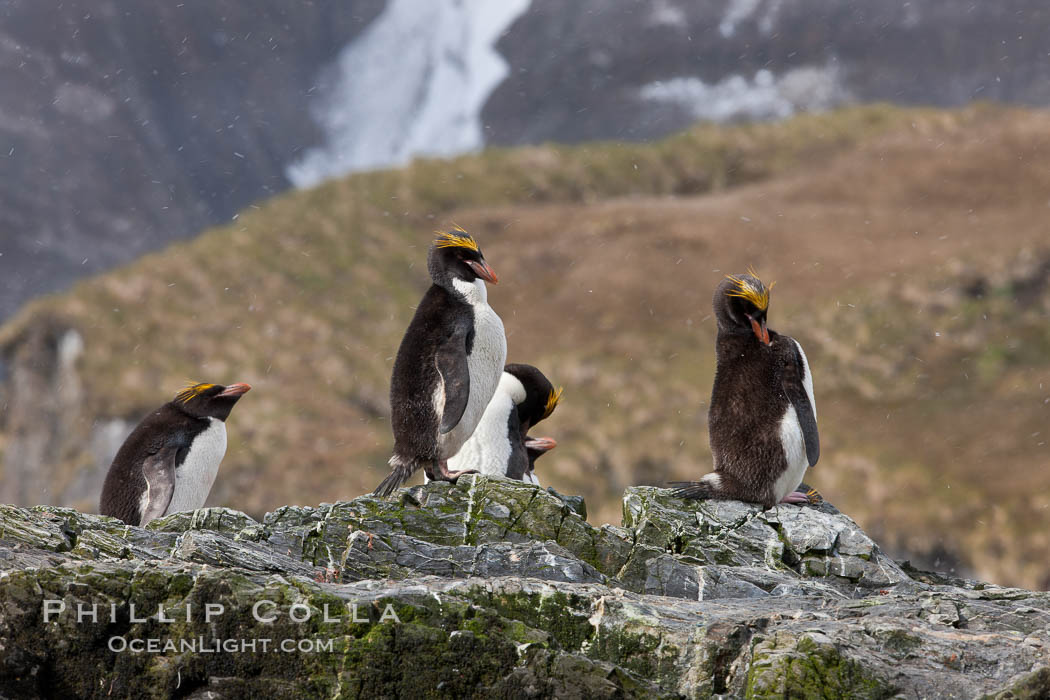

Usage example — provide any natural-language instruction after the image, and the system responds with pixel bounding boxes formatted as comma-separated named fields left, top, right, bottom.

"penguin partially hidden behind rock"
left=444, top=363, right=562, bottom=484
left=99, top=382, right=251, bottom=526
left=374, top=228, right=506, bottom=497
left=671, top=271, right=819, bottom=509
left=523, top=436, right=557, bottom=486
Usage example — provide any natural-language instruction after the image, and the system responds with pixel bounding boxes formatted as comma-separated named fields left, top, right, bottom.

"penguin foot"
left=779, top=490, right=811, bottom=505
left=798, top=483, right=824, bottom=505
left=445, top=469, right=478, bottom=481
left=435, top=459, right=478, bottom=482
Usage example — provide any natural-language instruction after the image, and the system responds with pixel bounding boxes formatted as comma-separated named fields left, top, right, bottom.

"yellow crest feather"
left=175, top=382, right=216, bottom=403
left=542, top=386, right=564, bottom=420
left=725, top=267, right=774, bottom=310
left=433, top=226, right=479, bottom=252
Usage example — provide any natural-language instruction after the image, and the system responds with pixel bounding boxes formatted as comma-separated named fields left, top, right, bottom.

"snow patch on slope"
left=288, top=0, right=530, bottom=188
left=639, top=65, right=849, bottom=123
left=720, top=0, right=784, bottom=37
left=649, top=0, right=688, bottom=28
left=720, top=0, right=762, bottom=37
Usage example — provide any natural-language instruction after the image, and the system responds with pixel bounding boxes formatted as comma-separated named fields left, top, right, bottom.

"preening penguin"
left=671, top=271, right=819, bottom=510
left=99, top=382, right=251, bottom=526
left=446, top=363, right=562, bottom=482
left=375, top=228, right=507, bottom=497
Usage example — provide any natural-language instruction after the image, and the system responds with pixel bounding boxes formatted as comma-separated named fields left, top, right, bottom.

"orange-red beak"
left=218, top=383, right=252, bottom=397
left=467, top=259, right=499, bottom=285
left=525, top=436, right=557, bottom=453
left=749, top=317, right=770, bottom=345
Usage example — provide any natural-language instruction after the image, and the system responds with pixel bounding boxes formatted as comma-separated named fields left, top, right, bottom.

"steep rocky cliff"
left=1, top=477, right=1047, bottom=698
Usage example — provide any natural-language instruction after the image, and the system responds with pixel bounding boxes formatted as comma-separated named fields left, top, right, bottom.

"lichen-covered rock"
left=0, top=475, right=1047, bottom=698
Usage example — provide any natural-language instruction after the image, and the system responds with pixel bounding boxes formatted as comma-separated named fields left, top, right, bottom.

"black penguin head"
left=505, top=363, right=562, bottom=436
left=714, top=270, right=774, bottom=345
left=427, top=228, right=499, bottom=291
left=172, top=382, right=251, bottom=421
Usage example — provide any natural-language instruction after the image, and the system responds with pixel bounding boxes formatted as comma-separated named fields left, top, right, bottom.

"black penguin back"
left=99, top=404, right=206, bottom=525
left=389, top=284, right=473, bottom=461
left=708, top=328, right=793, bottom=508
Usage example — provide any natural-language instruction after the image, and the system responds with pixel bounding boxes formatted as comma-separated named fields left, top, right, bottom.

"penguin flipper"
left=777, top=337, right=820, bottom=467
left=138, top=446, right=178, bottom=525
left=435, top=323, right=470, bottom=435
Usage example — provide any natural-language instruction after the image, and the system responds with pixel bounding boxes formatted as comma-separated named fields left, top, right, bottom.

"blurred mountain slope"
left=487, top=0, right=1050, bottom=144
left=1, top=105, right=1049, bottom=588
left=4, top=0, right=1050, bottom=323
left=0, top=0, right=384, bottom=319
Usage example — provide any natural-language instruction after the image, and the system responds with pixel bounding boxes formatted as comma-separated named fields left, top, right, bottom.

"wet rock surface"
left=0, top=477, right=1047, bottom=698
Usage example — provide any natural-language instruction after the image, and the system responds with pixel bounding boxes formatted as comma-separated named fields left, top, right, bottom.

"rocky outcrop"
left=0, top=316, right=87, bottom=507
left=0, top=315, right=130, bottom=512
left=1, top=477, right=1047, bottom=698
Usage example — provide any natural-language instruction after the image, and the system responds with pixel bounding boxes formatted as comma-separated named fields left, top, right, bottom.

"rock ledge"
left=1, top=477, right=1048, bottom=698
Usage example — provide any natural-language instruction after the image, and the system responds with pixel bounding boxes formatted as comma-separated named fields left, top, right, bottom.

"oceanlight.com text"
left=107, top=636, right=336, bottom=654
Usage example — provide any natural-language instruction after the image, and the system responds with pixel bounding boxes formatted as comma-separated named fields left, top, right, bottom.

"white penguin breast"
left=164, top=418, right=227, bottom=516
left=448, top=372, right=521, bottom=476
left=773, top=405, right=808, bottom=502
left=439, top=279, right=507, bottom=457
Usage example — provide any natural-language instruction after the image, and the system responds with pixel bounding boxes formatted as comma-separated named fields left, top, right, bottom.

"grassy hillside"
left=2, top=104, right=1048, bottom=588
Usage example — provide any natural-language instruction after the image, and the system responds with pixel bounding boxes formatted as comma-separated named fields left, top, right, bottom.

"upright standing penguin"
left=446, top=363, right=562, bottom=482
left=671, top=271, right=819, bottom=509
left=374, top=228, right=506, bottom=497
left=99, top=382, right=251, bottom=526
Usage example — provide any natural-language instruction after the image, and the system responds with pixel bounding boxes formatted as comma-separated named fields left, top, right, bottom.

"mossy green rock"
left=1, top=476, right=1048, bottom=698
